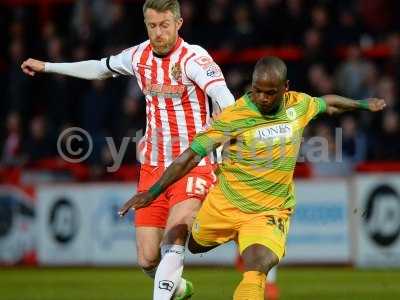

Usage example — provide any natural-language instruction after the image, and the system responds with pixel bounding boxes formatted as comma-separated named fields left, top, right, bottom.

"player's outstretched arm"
left=322, top=95, right=386, bottom=115
left=21, top=58, right=113, bottom=80
left=118, top=148, right=203, bottom=216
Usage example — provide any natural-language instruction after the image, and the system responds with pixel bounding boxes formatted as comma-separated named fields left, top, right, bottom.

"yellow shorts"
left=191, top=187, right=293, bottom=260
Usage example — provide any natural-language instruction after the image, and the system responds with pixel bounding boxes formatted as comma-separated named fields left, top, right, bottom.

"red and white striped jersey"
left=106, top=37, right=231, bottom=168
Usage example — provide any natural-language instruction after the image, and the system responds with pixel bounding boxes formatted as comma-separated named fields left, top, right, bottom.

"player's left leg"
left=235, top=253, right=280, bottom=299
left=234, top=208, right=292, bottom=300
left=233, top=244, right=279, bottom=300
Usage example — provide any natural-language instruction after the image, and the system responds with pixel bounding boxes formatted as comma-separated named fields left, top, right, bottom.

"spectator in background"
left=1, top=112, right=22, bottom=166
left=81, top=80, right=113, bottom=166
left=306, top=122, right=353, bottom=177
left=359, top=63, right=379, bottom=99
left=73, top=0, right=113, bottom=30
left=202, top=2, right=230, bottom=49
left=283, top=0, right=307, bottom=44
left=359, top=0, right=395, bottom=37
left=307, top=63, right=335, bottom=95
left=2, top=0, right=400, bottom=175
left=302, top=28, right=329, bottom=68
left=23, top=116, right=55, bottom=164
left=225, top=67, right=247, bottom=97
left=309, top=5, right=334, bottom=49
left=71, top=0, right=99, bottom=48
left=102, top=2, right=131, bottom=54
left=371, top=110, right=400, bottom=160
left=385, top=33, right=400, bottom=94
left=334, top=9, right=362, bottom=46
left=363, top=76, right=397, bottom=141
left=376, top=77, right=397, bottom=110
left=340, top=115, right=367, bottom=165
left=335, top=44, right=372, bottom=99
left=42, top=37, right=70, bottom=132
left=114, top=83, right=146, bottom=165
left=227, top=3, right=255, bottom=49
left=39, top=21, right=57, bottom=54
left=179, top=1, right=196, bottom=41
left=252, top=0, right=281, bottom=45
left=117, top=79, right=145, bottom=133
left=7, top=38, right=31, bottom=117
left=8, top=18, right=25, bottom=42
left=67, top=43, right=92, bottom=125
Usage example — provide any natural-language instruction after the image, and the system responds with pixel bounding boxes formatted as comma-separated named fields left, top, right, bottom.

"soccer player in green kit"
left=120, top=56, right=386, bottom=299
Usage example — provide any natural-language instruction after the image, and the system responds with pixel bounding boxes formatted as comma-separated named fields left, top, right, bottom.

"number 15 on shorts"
left=186, top=177, right=207, bottom=195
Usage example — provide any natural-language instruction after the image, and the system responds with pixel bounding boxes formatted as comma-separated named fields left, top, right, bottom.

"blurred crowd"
left=1, top=0, right=400, bottom=180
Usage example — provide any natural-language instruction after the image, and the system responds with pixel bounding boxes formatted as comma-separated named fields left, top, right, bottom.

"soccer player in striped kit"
left=22, top=1, right=234, bottom=299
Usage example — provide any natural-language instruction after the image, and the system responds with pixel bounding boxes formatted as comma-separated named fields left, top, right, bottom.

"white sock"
left=153, top=244, right=185, bottom=300
left=267, top=266, right=277, bottom=283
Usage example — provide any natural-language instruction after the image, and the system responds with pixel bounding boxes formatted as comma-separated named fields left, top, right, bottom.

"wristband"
left=148, top=183, right=163, bottom=199
left=358, top=100, right=369, bottom=110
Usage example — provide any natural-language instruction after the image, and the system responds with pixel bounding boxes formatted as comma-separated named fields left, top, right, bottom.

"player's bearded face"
left=144, top=9, right=183, bottom=55
left=251, top=76, right=288, bottom=115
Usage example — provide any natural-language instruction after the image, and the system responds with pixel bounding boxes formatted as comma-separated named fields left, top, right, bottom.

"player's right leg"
left=136, top=226, right=164, bottom=277
left=135, top=164, right=169, bottom=277
left=136, top=164, right=192, bottom=299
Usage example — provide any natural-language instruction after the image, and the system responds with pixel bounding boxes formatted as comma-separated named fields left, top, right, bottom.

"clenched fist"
left=21, top=58, right=45, bottom=76
left=365, top=98, right=386, bottom=112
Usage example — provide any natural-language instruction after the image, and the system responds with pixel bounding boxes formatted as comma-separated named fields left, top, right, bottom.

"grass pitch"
left=0, top=267, right=399, bottom=300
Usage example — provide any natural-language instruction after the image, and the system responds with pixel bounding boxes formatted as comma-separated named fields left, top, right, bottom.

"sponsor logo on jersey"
left=286, top=107, right=297, bottom=120
left=143, top=79, right=185, bottom=97
left=255, top=124, right=293, bottom=140
left=195, top=56, right=214, bottom=69
left=206, top=64, right=222, bottom=78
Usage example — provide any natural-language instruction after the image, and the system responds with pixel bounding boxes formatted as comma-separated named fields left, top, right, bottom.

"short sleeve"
left=190, top=110, right=236, bottom=157
left=185, top=47, right=227, bottom=93
left=302, top=93, right=327, bottom=123
left=101, top=46, right=137, bottom=77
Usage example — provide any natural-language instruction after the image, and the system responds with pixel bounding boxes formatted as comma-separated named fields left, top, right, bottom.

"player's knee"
left=242, top=245, right=279, bottom=274
left=163, top=223, right=189, bottom=245
left=246, top=255, right=278, bottom=274
left=137, top=254, right=160, bottom=270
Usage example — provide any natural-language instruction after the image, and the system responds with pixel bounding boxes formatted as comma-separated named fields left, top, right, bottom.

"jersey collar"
left=244, top=92, right=285, bottom=118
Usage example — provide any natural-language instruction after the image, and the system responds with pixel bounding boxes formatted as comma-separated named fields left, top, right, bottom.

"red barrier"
left=356, top=162, right=400, bottom=172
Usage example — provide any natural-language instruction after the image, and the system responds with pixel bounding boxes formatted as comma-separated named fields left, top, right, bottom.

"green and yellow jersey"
left=190, top=91, right=326, bottom=213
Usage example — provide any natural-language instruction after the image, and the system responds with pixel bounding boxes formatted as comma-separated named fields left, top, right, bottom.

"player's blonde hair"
left=143, top=0, right=181, bottom=20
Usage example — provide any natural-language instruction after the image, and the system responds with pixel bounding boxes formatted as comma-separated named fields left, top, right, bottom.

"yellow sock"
left=233, top=271, right=266, bottom=300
